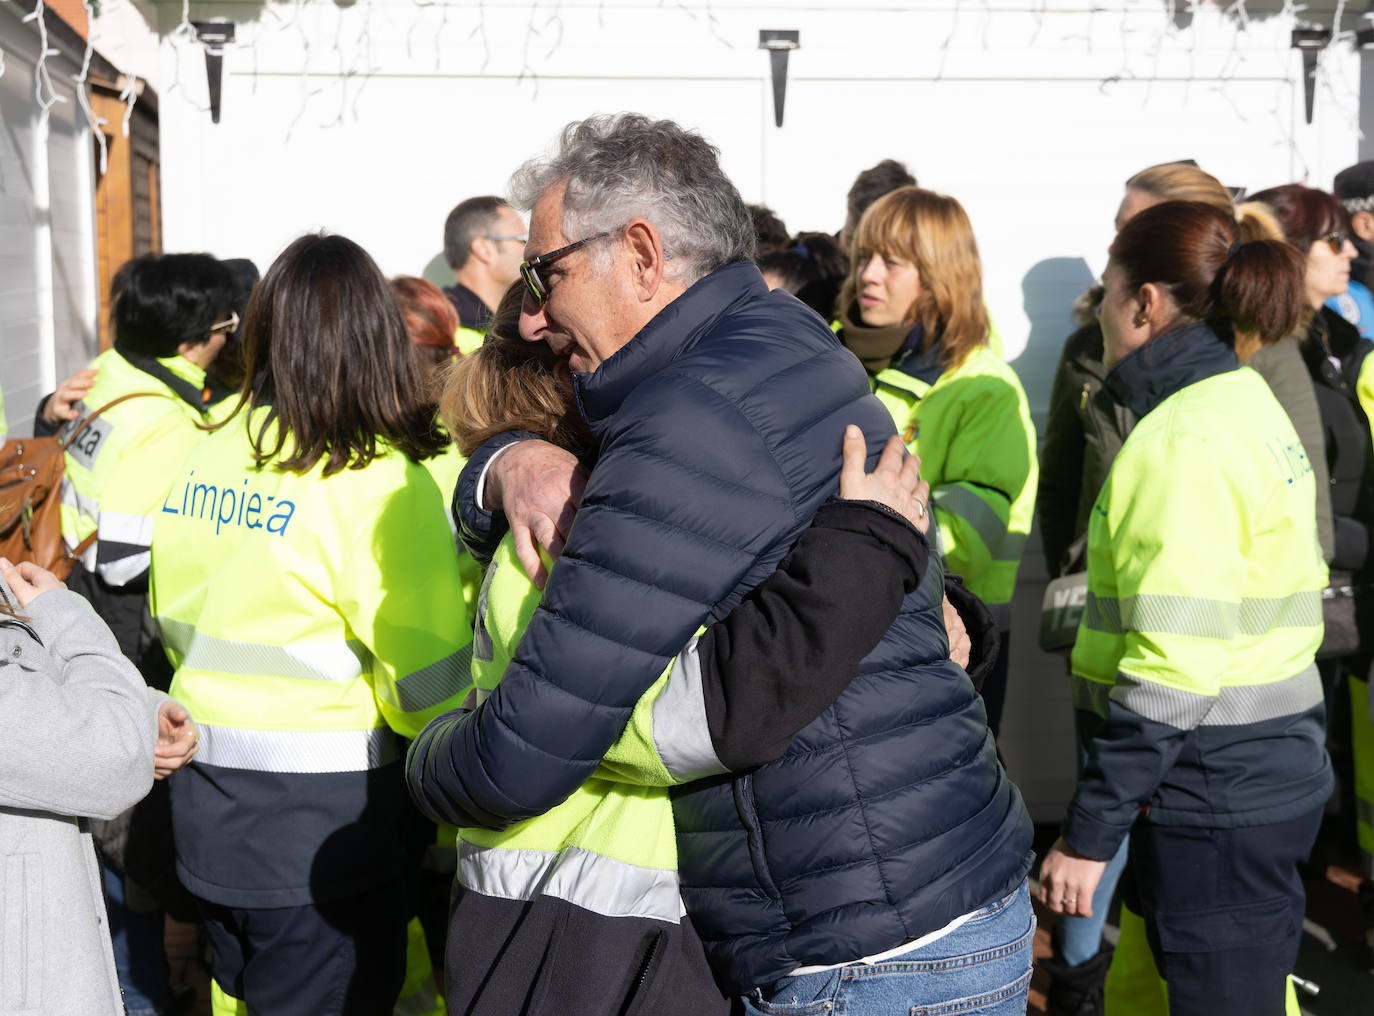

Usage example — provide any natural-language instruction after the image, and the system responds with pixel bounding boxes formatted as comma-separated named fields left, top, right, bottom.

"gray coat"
left=0, top=583, right=168, bottom=1016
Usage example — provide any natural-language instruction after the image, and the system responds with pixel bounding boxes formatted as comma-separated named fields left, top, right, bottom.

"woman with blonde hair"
left=835, top=185, right=1036, bottom=740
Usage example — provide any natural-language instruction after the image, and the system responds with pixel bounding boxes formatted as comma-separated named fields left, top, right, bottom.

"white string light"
left=119, top=72, right=137, bottom=134
left=72, top=0, right=109, bottom=173
left=1, top=0, right=1360, bottom=176
left=21, top=0, right=66, bottom=120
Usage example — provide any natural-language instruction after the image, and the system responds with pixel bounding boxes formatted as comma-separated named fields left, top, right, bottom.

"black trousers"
left=200, top=880, right=407, bottom=1016
left=1121, top=806, right=1323, bottom=1016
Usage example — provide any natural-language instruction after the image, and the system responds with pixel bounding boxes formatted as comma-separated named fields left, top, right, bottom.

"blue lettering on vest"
left=163, top=471, right=295, bottom=537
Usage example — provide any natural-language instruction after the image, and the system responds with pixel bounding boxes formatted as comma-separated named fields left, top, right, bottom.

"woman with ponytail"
left=1037, top=167, right=1332, bottom=1016
left=1039, top=201, right=1332, bottom=1015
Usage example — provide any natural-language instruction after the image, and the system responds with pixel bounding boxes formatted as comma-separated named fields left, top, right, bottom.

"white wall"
left=108, top=0, right=1363, bottom=817
left=0, top=1, right=100, bottom=438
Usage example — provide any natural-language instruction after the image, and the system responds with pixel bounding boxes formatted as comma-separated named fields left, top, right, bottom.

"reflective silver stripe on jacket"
left=160, top=619, right=368, bottom=684
left=458, top=840, right=684, bottom=924
left=387, top=644, right=472, bottom=713
left=929, top=484, right=1026, bottom=562
left=58, top=476, right=100, bottom=568
left=96, top=551, right=150, bottom=587
left=650, top=636, right=728, bottom=782
left=1082, top=590, right=1321, bottom=640
left=195, top=723, right=400, bottom=773
left=1072, top=662, right=1322, bottom=730
left=59, top=474, right=100, bottom=520
left=94, top=510, right=156, bottom=586
left=98, top=510, right=153, bottom=550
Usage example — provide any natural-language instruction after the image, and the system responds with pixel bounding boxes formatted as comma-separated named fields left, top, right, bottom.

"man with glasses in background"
left=441, top=195, right=527, bottom=353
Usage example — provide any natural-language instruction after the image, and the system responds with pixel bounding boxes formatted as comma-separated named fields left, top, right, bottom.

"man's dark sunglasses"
left=519, top=232, right=611, bottom=304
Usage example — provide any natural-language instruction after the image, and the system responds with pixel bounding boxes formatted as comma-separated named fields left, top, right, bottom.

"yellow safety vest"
left=869, top=345, right=1036, bottom=607
left=457, top=536, right=685, bottom=923
left=455, top=325, right=485, bottom=356
left=151, top=406, right=472, bottom=905
left=1072, top=366, right=1325, bottom=716
left=58, top=348, right=208, bottom=584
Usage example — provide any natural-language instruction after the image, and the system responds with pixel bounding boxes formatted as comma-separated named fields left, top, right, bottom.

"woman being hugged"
left=1039, top=202, right=1331, bottom=1015
left=835, top=186, right=1036, bottom=735
left=150, top=233, right=472, bottom=1016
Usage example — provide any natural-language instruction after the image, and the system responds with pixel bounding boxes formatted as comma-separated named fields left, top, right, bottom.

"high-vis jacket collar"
left=114, top=345, right=231, bottom=412
left=890, top=326, right=944, bottom=386
left=1105, top=321, right=1238, bottom=420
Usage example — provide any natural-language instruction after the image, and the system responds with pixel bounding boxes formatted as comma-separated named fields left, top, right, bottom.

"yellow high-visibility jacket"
left=58, top=348, right=211, bottom=585
left=869, top=343, right=1036, bottom=608
left=151, top=406, right=472, bottom=907
left=1063, top=326, right=1331, bottom=860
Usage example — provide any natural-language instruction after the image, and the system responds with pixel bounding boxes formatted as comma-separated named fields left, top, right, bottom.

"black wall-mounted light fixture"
left=1292, top=25, right=1332, bottom=125
left=759, top=30, right=800, bottom=128
left=192, top=20, right=235, bottom=124
left=1358, top=10, right=1374, bottom=48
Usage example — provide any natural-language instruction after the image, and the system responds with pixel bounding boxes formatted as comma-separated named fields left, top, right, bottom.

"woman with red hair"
left=390, top=275, right=461, bottom=378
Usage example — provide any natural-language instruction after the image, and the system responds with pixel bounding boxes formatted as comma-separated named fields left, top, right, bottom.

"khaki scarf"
left=836, top=303, right=919, bottom=373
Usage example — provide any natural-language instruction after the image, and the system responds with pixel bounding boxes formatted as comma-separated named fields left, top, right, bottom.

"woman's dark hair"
left=1109, top=200, right=1305, bottom=345
left=1248, top=183, right=1348, bottom=253
left=112, top=253, right=236, bottom=358
left=747, top=204, right=790, bottom=255
left=233, top=232, right=445, bottom=476
left=757, top=232, right=849, bottom=318
left=207, top=258, right=260, bottom=389
left=846, top=159, right=917, bottom=234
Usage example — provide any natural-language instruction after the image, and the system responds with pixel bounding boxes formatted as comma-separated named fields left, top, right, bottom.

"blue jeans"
left=102, top=858, right=171, bottom=1016
left=1053, top=710, right=1130, bottom=966
left=742, top=882, right=1034, bottom=1016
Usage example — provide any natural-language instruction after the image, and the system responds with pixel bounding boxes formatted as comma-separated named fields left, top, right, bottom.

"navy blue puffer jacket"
left=409, top=261, right=1033, bottom=992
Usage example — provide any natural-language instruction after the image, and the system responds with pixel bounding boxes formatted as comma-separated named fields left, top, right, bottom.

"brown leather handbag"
left=0, top=393, right=164, bottom=579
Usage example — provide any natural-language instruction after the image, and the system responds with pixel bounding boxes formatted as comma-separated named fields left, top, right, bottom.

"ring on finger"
left=914, top=498, right=927, bottom=518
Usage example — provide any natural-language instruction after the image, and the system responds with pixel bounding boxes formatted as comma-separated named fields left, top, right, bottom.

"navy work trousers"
left=1122, top=806, right=1323, bottom=1016
left=199, top=880, right=407, bottom=1016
